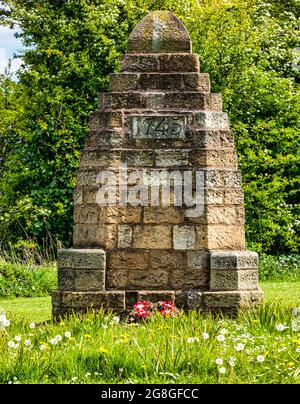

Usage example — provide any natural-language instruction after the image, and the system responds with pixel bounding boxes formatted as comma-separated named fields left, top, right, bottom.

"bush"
left=259, top=254, right=300, bottom=282
left=0, top=260, right=57, bottom=298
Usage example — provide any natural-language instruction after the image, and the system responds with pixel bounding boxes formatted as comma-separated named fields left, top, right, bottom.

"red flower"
left=160, top=301, right=175, bottom=310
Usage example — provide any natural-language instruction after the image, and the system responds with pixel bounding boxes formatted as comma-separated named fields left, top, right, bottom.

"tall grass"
left=0, top=305, right=299, bottom=384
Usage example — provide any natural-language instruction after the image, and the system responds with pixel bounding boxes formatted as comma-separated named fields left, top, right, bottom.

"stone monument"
left=52, top=11, right=263, bottom=318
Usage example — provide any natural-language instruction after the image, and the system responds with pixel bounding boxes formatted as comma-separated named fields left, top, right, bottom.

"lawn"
left=0, top=281, right=299, bottom=384
left=1, top=281, right=300, bottom=323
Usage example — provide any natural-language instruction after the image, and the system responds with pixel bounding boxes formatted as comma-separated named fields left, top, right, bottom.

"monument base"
left=52, top=247, right=263, bottom=318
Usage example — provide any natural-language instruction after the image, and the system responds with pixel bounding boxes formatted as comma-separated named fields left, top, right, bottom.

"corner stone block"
left=195, top=112, right=229, bottom=130
left=203, top=290, right=263, bottom=310
left=210, top=269, right=259, bottom=291
left=58, top=249, right=106, bottom=270
left=210, top=251, right=258, bottom=270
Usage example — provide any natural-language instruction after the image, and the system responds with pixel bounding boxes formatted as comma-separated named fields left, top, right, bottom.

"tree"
left=0, top=0, right=299, bottom=253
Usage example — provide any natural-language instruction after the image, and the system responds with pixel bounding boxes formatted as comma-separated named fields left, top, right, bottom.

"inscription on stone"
left=132, top=116, right=186, bottom=139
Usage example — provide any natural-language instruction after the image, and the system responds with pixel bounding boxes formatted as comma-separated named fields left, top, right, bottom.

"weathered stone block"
left=195, top=112, right=229, bottom=129
left=76, top=170, right=98, bottom=187
left=159, top=54, right=200, bottom=72
left=206, top=225, right=245, bottom=250
left=155, top=150, right=190, bottom=167
left=188, top=129, right=220, bottom=148
left=144, top=206, right=183, bottom=224
left=103, top=93, right=146, bottom=109
left=106, top=268, right=128, bottom=289
left=58, top=269, right=75, bottom=289
left=132, top=115, right=186, bottom=140
left=187, top=251, right=209, bottom=269
left=118, top=225, right=132, bottom=248
left=204, top=188, right=224, bottom=205
left=223, top=171, right=242, bottom=188
left=86, top=130, right=124, bottom=148
left=127, top=268, right=170, bottom=290
left=173, top=225, right=196, bottom=250
left=210, top=251, right=258, bottom=270
left=104, top=206, right=142, bottom=224
left=149, top=250, right=186, bottom=269
left=210, top=269, right=258, bottom=291
left=58, top=248, right=106, bottom=270
left=108, top=251, right=149, bottom=271
left=203, top=290, right=263, bottom=310
left=137, top=291, right=175, bottom=304
left=127, top=11, right=191, bottom=53
left=74, top=205, right=99, bottom=224
left=89, top=111, right=123, bottom=130
left=121, top=54, right=159, bottom=72
left=224, top=189, right=244, bottom=204
left=109, top=73, right=138, bottom=92
left=124, top=150, right=154, bottom=166
left=96, top=225, right=118, bottom=249
left=170, top=268, right=209, bottom=290
left=132, top=225, right=172, bottom=249
left=75, top=270, right=106, bottom=291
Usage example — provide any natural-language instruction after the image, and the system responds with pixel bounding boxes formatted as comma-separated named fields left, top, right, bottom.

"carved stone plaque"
left=132, top=116, right=186, bottom=139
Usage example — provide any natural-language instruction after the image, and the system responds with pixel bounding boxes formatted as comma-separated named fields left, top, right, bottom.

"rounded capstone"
left=127, top=11, right=191, bottom=54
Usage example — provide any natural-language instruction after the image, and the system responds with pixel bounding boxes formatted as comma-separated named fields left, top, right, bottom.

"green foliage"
left=0, top=303, right=300, bottom=384
left=259, top=254, right=300, bottom=282
left=0, top=260, right=57, bottom=298
left=0, top=0, right=299, bottom=252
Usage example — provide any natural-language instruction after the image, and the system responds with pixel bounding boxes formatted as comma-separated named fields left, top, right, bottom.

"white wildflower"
left=219, top=367, right=226, bottom=374
left=220, top=328, right=227, bottom=335
left=24, top=339, right=31, bottom=347
left=29, top=322, right=35, bottom=329
left=215, top=358, right=223, bottom=365
left=65, top=331, right=71, bottom=338
left=275, top=324, right=288, bottom=331
left=234, top=343, right=245, bottom=351
left=256, top=355, right=265, bottom=363
left=14, top=336, right=21, bottom=342
left=216, top=334, right=226, bottom=342
left=202, top=332, right=209, bottom=340
left=8, top=341, right=15, bottom=349
left=112, top=316, right=120, bottom=324
left=40, top=344, right=47, bottom=350
left=187, top=337, right=195, bottom=343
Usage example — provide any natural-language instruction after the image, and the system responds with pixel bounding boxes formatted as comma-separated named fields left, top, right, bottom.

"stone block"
left=73, top=224, right=98, bottom=247
left=76, top=170, right=98, bottom=187
left=189, top=130, right=220, bottom=148
left=121, top=54, right=159, bottom=72
left=89, top=111, right=123, bottom=130
left=109, top=73, right=138, bottom=92
left=86, top=130, right=124, bottom=148
left=146, top=92, right=221, bottom=111
left=123, top=150, right=154, bottom=166
left=103, top=93, right=147, bottom=109
left=149, top=250, right=186, bottom=269
left=137, top=291, right=175, bottom=304
left=127, top=11, right=191, bottom=53
left=108, top=250, right=149, bottom=271
left=106, top=268, right=128, bottom=289
left=210, top=251, right=258, bottom=270
left=219, top=130, right=234, bottom=147
left=204, top=188, right=224, bottom=205
left=187, top=290, right=204, bottom=309
left=127, top=268, right=170, bottom=290
left=206, top=225, right=245, bottom=250
left=195, top=112, right=229, bottom=130
left=96, top=225, right=118, bottom=249
left=224, top=189, right=244, bottom=204
left=74, top=205, right=99, bottom=224
left=155, top=150, right=190, bottom=167
left=210, top=269, right=258, bottom=291
left=74, top=270, right=105, bottom=291
left=173, top=225, right=196, bottom=250
left=58, top=248, right=106, bottom=270
left=223, top=171, right=242, bottom=188
left=144, top=206, right=183, bottom=224
left=159, top=54, right=200, bottom=72
left=118, top=225, right=132, bottom=248
left=58, top=269, right=75, bottom=289
left=187, top=251, right=209, bottom=269
left=104, top=206, right=142, bottom=224
left=203, top=290, right=263, bottom=310
left=170, top=268, right=209, bottom=290
left=132, top=225, right=172, bottom=249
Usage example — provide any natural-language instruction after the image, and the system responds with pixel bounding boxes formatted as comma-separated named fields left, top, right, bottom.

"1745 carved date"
left=132, top=116, right=186, bottom=139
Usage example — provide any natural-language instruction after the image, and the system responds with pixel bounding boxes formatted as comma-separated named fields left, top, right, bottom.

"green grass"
left=0, top=297, right=52, bottom=323
left=0, top=304, right=300, bottom=384
left=1, top=281, right=300, bottom=323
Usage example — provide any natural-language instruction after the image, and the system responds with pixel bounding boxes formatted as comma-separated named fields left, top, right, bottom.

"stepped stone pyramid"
left=52, top=11, right=263, bottom=318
